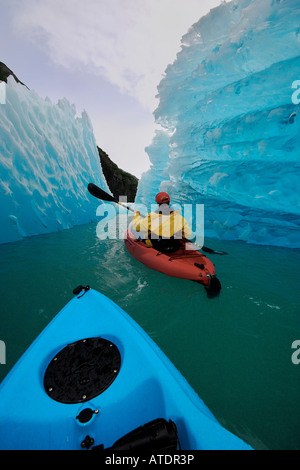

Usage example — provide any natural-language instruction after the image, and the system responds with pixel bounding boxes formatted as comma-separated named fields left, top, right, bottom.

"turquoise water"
left=0, top=221, right=300, bottom=450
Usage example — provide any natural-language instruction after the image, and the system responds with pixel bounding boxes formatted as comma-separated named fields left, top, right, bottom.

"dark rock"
left=98, top=147, right=138, bottom=202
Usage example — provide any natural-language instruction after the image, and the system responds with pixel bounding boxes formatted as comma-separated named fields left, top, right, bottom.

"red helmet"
left=155, top=192, right=170, bottom=204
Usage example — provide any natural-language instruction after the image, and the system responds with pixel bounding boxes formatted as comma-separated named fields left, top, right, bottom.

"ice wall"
left=0, top=76, right=109, bottom=244
left=136, top=0, right=300, bottom=248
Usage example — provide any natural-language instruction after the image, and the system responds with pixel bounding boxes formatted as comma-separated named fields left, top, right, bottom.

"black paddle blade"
left=87, top=183, right=116, bottom=203
left=202, top=246, right=228, bottom=255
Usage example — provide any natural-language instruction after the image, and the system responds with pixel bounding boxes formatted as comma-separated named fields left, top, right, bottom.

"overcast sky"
left=0, top=0, right=222, bottom=178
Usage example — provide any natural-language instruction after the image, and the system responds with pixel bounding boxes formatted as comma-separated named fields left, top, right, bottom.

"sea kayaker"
left=132, top=192, right=193, bottom=253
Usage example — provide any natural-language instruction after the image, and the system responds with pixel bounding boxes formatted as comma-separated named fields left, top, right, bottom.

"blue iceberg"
left=136, top=0, right=300, bottom=248
left=0, top=76, right=109, bottom=244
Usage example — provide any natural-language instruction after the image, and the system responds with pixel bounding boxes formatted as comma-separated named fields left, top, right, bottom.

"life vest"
left=132, top=208, right=191, bottom=241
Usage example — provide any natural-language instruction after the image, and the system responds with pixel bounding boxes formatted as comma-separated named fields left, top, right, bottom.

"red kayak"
left=124, top=227, right=221, bottom=294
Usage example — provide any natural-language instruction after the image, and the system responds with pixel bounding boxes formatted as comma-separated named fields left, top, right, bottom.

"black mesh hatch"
left=44, top=337, right=121, bottom=404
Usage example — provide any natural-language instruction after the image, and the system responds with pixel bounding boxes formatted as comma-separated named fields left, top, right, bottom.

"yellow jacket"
left=132, top=210, right=192, bottom=240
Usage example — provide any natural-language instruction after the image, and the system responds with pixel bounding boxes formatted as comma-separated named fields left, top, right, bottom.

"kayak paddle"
left=87, top=182, right=227, bottom=255
left=88, top=183, right=144, bottom=215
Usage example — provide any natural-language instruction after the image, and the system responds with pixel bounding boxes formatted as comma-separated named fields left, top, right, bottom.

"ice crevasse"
left=136, top=0, right=300, bottom=248
left=0, top=76, right=109, bottom=244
